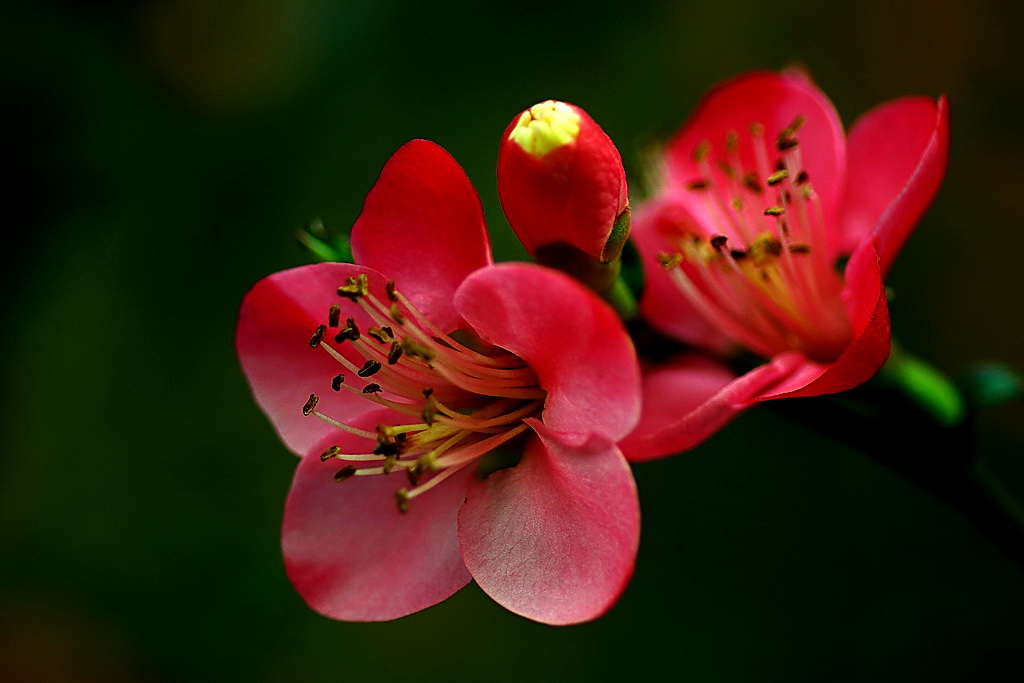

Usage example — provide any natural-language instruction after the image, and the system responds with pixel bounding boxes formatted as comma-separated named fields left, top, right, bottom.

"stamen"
left=337, top=274, right=369, bottom=300
left=333, top=465, right=357, bottom=482
left=362, top=383, right=382, bottom=394
left=331, top=374, right=345, bottom=391
left=742, top=172, right=762, bottom=194
left=387, top=342, right=403, bottom=365
left=320, top=445, right=341, bottom=462
left=357, top=360, right=382, bottom=377
left=367, top=327, right=392, bottom=344
left=328, top=304, right=341, bottom=328
left=310, top=325, right=327, bottom=348
left=302, top=394, right=319, bottom=416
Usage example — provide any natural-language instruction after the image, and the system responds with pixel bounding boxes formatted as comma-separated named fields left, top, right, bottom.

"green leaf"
left=878, top=346, right=965, bottom=427
left=295, top=218, right=353, bottom=263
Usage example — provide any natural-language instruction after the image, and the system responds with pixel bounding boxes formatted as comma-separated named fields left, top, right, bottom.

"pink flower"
left=498, top=100, right=630, bottom=261
left=621, top=70, right=949, bottom=461
left=236, top=140, right=641, bottom=625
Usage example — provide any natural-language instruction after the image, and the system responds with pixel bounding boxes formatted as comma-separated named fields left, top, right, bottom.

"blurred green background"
left=3, top=0, right=1024, bottom=680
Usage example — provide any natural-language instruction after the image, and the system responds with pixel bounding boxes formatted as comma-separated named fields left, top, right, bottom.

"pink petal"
left=758, top=239, right=890, bottom=399
left=458, top=420, right=639, bottom=625
left=839, top=96, right=950, bottom=275
left=631, top=198, right=740, bottom=352
left=454, top=263, right=641, bottom=442
left=236, top=263, right=391, bottom=456
left=283, top=409, right=473, bottom=622
left=350, top=139, right=493, bottom=333
left=662, top=70, right=847, bottom=239
left=621, top=352, right=805, bottom=461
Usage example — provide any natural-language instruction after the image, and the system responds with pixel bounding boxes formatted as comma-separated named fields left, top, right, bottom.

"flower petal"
left=662, top=70, right=847, bottom=242
left=758, top=239, right=890, bottom=399
left=621, top=352, right=804, bottom=461
left=839, top=96, right=949, bottom=275
left=454, top=263, right=641, bottom=442
left=458, top=420, right=639, bottom=625
left=236, top=263, right=391, bottom=456
left=350, top=139, right=492, bottom=332
left=283, top=409, right=473, bottom=622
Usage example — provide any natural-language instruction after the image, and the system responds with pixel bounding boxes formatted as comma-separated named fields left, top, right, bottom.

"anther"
left=333, top=465, right=357, bottom=482
left=362, top=383, right=382, bottom=395
left=725, top=130, right=739, bottom=154
left=717, top=160, right=736, bottom=178
left=767, top=169, right=789, bottom=186
left=730, top=249, right=748, bottom=260
left=373, top=441, right=400, bottom=457
left=710, top=235, right=729, bottom=250
left=776, top=136, right=799, bottom=151
left=337, top=275, right=368, bottom=300
left=335, top=318, right=360, bottom=343
left=377, top=424, right=398, bottom=444
left=795, top=170, right=809, bottom=185
left=395, top=488, right=410, bottom=514
left=780, top=115, right=805, bottom=137
left=367, top=327, right=392, bottom=344
left=385, top=280, right=398, bottom=302
left=302, top=394, right=319, bottom=416
left=389, top=304, right=406, bottom=324
left=328, top=304, right=341, bottom=328
left=357, top=360, right=382, bottom=378
left=401, top=338, right=435, bottom=361
left=310, top=324, right=327, bottom=348
left=422, top=394, right=438, bottom=426
left=406, top=463, right=422, bottom=487
left=789, top=244, right=812, bottom=254
left=657, top=252, right=683, bottom=269
left=763, top=206, right=785, bottom=216
left=686, top=178, right=709, bottom=191
left=331, top=374, right=345, bottom=391
left=387, top=342, right=403, bottom=365
left=742, top=172, right=762, bottom=194
left=693, top=140, right=710, bottom=163
left=320, top=445, right=341, bottom=462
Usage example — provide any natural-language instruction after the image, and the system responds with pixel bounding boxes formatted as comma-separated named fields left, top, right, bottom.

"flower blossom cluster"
left=236, top=72, right=948, bottom=625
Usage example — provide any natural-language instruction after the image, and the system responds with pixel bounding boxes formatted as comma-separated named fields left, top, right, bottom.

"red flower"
left=236, top=140, right=641, bottom=625
left=498, top=100, right=630, bottom=261
left=622, top=70, right=949, bottom=460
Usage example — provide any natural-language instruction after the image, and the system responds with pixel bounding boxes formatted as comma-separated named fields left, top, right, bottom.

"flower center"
left=304, top=273, right=545, bottom=512
left=508, top=100, right=581, bottom=157
left=656, top=117, right=851, bottom=363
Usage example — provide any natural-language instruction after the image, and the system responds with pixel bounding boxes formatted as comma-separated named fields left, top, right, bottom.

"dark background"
left=3, top=1, right=1024, bottom=680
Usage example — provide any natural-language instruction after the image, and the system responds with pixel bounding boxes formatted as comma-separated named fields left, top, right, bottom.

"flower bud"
left=498, top=100, right=630, bottom=262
